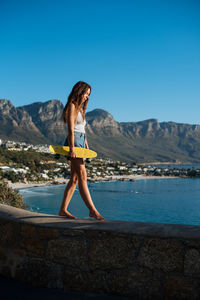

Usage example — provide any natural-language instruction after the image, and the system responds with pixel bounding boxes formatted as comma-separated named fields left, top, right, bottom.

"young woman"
left=59, top=81, right=105, bottom=221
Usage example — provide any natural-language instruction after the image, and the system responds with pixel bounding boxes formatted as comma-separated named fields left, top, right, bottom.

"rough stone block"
left=20, top=238, right=45, bottom=257
left=0, top=247, right=7, bottom=261
left=20, top=224, right=36, bottom=239
left=62, top=229, right=85, bottom=237
left=137, top=238, right=183, bottom=272
left=132, top=236, right=141, bottom=249
left=85, top=230, right=100, bottom=239
left=46, top=239, right=86, bottom=269
left=107, top=269, right=162, bottom=299
left=12, top=248, right=27, bottom=257
left=183, top=240, right=200, bottom=249
left=0, top=222, right=17, bottom=247
left=15, top=257, right=63, bottom=289
left=62, top=268, right=107, bottom=293
left=37, top=227, right=60, bottom=239
left=164, top=275, right=199, bottom=300
left=88, top=234, right=137, bottom=270
left=184, top=249, right=200, bottom=276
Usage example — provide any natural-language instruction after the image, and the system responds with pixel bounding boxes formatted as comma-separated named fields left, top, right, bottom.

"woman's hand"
left=69, top=147, right=76, bottom=159
left=85, top=141, right=89, bottom=149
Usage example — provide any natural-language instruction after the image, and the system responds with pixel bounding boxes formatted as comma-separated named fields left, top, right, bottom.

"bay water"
left=20, top=177, right=200, bottom=226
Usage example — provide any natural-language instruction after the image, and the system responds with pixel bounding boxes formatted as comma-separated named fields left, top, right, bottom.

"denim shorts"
left=64, top=131, right=86, bottom=148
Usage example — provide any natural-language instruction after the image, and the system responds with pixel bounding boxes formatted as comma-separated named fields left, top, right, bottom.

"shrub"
left=0, top=180, right=26, bottom=209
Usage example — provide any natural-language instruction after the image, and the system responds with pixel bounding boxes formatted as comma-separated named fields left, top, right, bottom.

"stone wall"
left=1, top=203, right=200, bottom=299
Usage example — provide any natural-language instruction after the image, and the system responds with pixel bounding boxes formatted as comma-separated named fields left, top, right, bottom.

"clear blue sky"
left=1, top=0, right=200, bottom=124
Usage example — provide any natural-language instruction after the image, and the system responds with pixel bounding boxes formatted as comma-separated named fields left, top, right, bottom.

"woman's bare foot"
left=59, top=210, right=77, bottom=219
left=89, top=210, right=106, bottom=221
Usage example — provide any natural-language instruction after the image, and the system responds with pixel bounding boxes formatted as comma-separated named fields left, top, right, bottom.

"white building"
left=39, top=173, right=49, bottom=179
left=0, top=166, right=13, bottom=172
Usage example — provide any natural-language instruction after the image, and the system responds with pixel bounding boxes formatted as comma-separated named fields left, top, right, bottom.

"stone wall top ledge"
left=1, top=204, right=200, bottom=240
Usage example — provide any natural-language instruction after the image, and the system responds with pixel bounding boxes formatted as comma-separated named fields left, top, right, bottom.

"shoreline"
left=8, top=175, right=177, bottom=190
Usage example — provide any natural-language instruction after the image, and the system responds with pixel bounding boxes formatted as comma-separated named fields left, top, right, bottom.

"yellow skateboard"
left=49, top=145, right=97, bottom=158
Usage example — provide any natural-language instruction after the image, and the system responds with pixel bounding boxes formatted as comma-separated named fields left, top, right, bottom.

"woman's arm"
left=85, top=139, right=89, bottom=149
left=67, top=103, right=76, bottom=158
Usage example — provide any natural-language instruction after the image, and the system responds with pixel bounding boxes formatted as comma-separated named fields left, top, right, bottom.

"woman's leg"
left=73, top=158, right=105, bottom=221
left=58, top=162, right=78, bottom=218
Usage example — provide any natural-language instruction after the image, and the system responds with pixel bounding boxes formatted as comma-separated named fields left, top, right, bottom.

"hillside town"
left=0, top=139, right=200, bottom=187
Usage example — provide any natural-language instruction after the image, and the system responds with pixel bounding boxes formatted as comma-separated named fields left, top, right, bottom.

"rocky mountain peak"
left=139, top=118, right=159, bottom=123
left=0, top=99, right=15, bottom=114
left=86, top=109, right=117, bottom=128
left=0, top=99, right=13, bottom=106
left=20, top=99, right=64, bottom=122
left=86, top=109, right=112, bottom=119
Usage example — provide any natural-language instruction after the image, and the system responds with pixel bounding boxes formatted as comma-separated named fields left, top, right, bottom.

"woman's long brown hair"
left=62, top=81, right=91, bottom=124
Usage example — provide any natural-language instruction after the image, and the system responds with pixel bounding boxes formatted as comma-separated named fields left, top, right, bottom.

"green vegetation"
left=187, top=169, right=200, bottom=178
left=0, top=147, right=66, bottom=165
left=0, top=170, right=19, bottom=183
left=0, top=147, right=71, bottom=183
left=0, top=180, right=26, bottom=209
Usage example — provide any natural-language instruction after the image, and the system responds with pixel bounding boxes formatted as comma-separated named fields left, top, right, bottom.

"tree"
left=0, top=180, right=26, bottom=209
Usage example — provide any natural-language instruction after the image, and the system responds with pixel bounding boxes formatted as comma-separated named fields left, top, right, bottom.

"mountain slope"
left=0, top=99, right=200, bottom=163
left=21, top=100, right=67, bottom=144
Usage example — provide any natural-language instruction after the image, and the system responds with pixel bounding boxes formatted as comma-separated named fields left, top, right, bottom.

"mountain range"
left=0, top=99, right=200, bottom=163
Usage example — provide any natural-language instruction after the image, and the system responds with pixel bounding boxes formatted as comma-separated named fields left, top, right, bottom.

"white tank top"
left=74, top=111, right=86, bottom=133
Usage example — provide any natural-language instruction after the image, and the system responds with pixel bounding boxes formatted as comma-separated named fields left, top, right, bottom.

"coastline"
left=8, top=174, right=177, bottom=190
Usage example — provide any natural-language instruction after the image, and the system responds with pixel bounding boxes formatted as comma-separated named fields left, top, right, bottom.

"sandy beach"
left=8, top=174, right=176, bottom=190
left=8, top=178, right=67, bottom=190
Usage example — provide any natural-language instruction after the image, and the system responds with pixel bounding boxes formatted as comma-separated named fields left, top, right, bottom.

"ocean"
left=20, top=177, right=200, bottom=226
